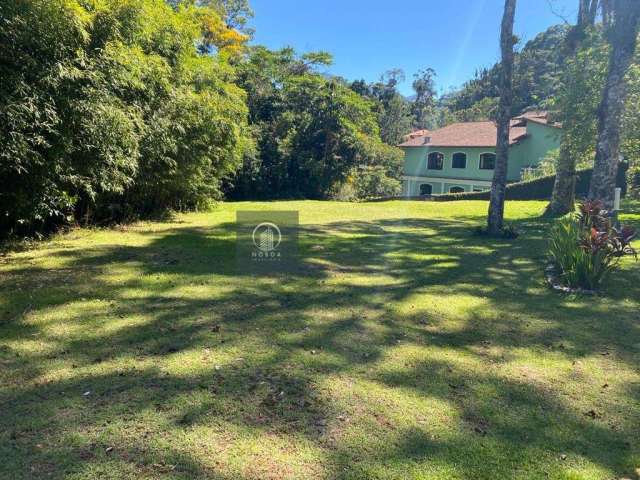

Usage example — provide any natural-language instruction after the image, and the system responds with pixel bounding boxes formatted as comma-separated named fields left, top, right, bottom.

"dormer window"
left=427, top=152, right=444, bottom=170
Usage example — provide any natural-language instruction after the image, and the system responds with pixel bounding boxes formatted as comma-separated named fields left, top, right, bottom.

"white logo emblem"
left=252, top=222, right=282, bottom=252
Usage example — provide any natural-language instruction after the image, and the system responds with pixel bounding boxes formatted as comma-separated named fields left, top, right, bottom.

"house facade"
left=398, top=112, right=561, bottom=196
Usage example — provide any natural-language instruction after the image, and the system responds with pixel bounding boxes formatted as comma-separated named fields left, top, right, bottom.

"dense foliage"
left=548, top=200, right=637, bottom=290
left=441, top=26, right=569, bottom=118
left=622, top=58, right=640, bottom=195
left=1, top=1, right=404, bottom=238
left=226, top=47, right=402, bottom=200
left=0, top=0, right=250, bottom=236
left=350, top=70, right=413, bottom=146
left=3, top=0, right=639, bottom=238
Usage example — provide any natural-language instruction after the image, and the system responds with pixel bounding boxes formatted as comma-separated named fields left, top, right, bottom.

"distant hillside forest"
left=441, top=25, right=570, bottom=120
left=1, top=0, right=639, bottom=238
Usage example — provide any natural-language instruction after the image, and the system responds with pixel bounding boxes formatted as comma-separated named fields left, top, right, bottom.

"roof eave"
left=526, top=118, right=562, bottom=129
left=400, top=142, right=528, bottom=148
left=428, top=144, right=496, bottom=148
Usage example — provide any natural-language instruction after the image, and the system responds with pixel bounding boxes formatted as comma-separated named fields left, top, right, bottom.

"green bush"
left=629, top=163, right=640, bottom=198
left=521, top=148, right=560, bottom=181
left=0, top=0, right=250, bottom=237
left=433, top=164, right=627, bottom=202
left=352, top=166, right=401, bottom=200
left=548, top=216, right=612, bottom=290
left=547, top=200, right=637, bottom=291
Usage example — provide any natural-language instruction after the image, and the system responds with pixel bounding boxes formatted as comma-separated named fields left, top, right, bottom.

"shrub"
left=433, top=164, right=627, bottom=202
left=351, top=166, right=401, bottom=200
left=328, top=166, right=401, bottom=201
left=521, top=148, right=559, bottom=181
left=548, top=200, right=637, bottom=291
left=629, top=163, right=640, bottom=198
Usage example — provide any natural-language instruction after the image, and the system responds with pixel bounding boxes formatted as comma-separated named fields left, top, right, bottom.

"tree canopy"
left=227, top=47, right=403, bottom=200
left=0, top=0, right=252, bottom=236
left=2, top=0, right=639, bottom=238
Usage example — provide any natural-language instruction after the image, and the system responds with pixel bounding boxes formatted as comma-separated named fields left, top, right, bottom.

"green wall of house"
left=403, top=146, right=497, bottom=181
left=508, top=121, right=561, bottom=177
left=401, top=121, right=560, bottom=196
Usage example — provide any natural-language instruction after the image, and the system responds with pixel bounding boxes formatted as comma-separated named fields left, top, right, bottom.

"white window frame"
left=419, top=183, right=434, bottom=196
left=479, top=152, right=497, bottom=170
left=451, top=151, right=467, bottom=169
left=426, top=151, right=445, bottom=170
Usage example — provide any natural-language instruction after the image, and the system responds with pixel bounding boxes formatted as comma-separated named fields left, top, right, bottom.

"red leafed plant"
left=548, top=200, right=637, bottom=291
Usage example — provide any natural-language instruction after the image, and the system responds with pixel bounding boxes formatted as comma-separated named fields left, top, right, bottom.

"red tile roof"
left=512, top=111, right=560, bottom=128
left=398, top=111, right=559, bottom=148
left=398, top=121, right=528, bottom=148
left=404, top=129, right=431, bottom=140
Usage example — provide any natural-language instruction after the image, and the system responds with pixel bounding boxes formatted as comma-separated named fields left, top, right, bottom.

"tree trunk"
left=583, top=0, right=600, bottom=30
left=589, top=0, right=640, bottom=208
left=487, top=0, right=517, bottom=235
left=545, top=0, right=599, bottom=216
left=601, top=0, right=613, bottom=28
left=547, top=143, right=577, bottom=214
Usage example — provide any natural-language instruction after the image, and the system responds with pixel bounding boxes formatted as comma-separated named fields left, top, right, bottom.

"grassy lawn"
left=1, top=200, right=639, bottom=480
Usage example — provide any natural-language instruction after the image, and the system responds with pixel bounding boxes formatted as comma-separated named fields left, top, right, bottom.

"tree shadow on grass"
left=1, top=214, right=639, bottom=478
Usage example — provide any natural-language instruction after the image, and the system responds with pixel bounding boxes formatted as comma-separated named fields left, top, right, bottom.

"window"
left=479, top=153, right=496, bottom=170
left=473, top=188, right=484, bottom=192
left=452, top=152, right=467, bottom=169
left=449, top=186, right=465, bottom=194
left=427, top=152, right=444, bottom=170
left=419, top=184, right=433, bottom=196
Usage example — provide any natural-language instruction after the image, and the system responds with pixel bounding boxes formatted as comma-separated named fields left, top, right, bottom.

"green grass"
left=1, top=200, right=639, bottom=480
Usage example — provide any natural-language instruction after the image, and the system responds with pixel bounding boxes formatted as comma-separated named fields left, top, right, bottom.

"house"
left=397, top=111, right=561, bottom=196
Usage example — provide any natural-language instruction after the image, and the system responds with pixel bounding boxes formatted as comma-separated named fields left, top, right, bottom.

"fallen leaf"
left=584, top=409, right=600, bottom=419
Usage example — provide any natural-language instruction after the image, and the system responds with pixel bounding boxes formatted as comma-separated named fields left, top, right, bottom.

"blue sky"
left=248, top=0, right=577, bottom=96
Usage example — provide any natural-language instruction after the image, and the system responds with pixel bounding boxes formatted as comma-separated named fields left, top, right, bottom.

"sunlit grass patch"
left=1, top=200, right=639, bottom=479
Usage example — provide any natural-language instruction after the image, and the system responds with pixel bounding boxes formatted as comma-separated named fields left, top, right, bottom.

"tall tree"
left=589, top=0, right=640, bottom=206
left=412, top=68, right=437, bottom=129
left=349, top=70, right=413, bottom=146
left=229, top=47, right=402, bottom=200
left=546, top=0, right=599, bottom=216
left=376, top=70, right=413, bottom=145
left=487, top=0, right=517, bottom=234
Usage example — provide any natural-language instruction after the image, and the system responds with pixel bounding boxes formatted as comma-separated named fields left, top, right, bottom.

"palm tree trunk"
left=487, top=0, right=517, bottom=235
left=589, top=0, right=640, bottom=208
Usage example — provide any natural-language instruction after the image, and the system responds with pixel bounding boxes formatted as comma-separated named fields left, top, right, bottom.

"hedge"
left=432, top=163, right=627, bottom=202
